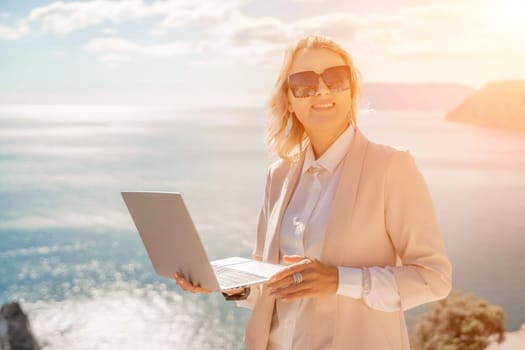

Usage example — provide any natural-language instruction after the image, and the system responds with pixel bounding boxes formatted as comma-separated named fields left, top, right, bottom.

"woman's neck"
left=308, top=122, right=350, bottom=159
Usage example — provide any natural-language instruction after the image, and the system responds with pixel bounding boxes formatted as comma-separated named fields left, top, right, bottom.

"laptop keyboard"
left=213, top=265, right=267, bottom=287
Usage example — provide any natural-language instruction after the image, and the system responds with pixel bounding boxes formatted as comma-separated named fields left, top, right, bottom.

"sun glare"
left=486, top=0, right=525, bottom=34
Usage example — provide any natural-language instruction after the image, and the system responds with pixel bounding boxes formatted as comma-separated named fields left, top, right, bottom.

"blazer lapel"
left=321, top=127, right=369, bottom=265
left=263, top=155, right=305, bottom=264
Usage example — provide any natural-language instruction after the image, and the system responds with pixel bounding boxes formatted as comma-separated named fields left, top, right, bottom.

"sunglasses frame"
left=287, top=65, right=351, bottom=98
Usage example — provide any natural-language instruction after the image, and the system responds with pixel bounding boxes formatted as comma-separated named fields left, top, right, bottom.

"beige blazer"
left=243, top=127, right=452, bottom=350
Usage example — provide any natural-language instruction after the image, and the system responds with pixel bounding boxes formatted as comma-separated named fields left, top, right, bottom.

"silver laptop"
left=121, top=191, right=285, bottom=292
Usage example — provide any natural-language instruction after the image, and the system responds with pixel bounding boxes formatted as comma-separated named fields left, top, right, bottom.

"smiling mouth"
left=311, top=102, right=335, bottom=110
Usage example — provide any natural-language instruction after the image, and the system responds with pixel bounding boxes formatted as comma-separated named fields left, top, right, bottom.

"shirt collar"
left=302, top=123, right=356, bottom=175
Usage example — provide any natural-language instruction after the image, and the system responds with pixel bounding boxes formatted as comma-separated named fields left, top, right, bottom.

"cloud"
left=227, top=16, right=291, bottom=47
left=25, top=0, right=512, bottom=66
left=291, top=13, right=360, bottom=44
left=98, top=53, right=131, bottom=67
left=190, top=12, right=291, bottom=67
left=157, top=0, right=242, bottom=29
left=183, top=11, right=358, bottom=67
left=84, top=37, right=144, bottom=53
left=199, top=0, right=524, bottom=68
left=102, top=27, right=118, bottom=35
left=9, top=0, right=522, bottom=83
left=350, top=1, right=525, bottom=57
left=84, top=37, right=192, bottom=64
left=0, top=20, right=30, bottom=40
left=28, top=0, right=247, bottom=35
left=54, top=51, right=66, bottom=59
left=28, top=0, right=167, bottom=35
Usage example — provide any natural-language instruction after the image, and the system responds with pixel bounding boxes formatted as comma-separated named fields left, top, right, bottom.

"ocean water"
left=0, top=105, right=524, bottom=349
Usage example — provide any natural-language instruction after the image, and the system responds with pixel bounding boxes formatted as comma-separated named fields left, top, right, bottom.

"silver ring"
left=293, top=272, right=303, bottom=284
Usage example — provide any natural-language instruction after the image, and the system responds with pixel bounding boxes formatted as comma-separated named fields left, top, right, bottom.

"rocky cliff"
left=0, top=302, right=40, bottom=350
left=446, top=80, right=525, bottom=131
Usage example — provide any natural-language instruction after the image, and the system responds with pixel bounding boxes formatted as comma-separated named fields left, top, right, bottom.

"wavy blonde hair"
left=265, top=35, right=362, bottom=161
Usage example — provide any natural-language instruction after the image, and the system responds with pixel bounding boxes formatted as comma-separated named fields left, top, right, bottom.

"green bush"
left=410, top=290, right=505, bottom=350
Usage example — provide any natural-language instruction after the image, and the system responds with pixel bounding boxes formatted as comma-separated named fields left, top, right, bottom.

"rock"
left=0, top=319, right=10, bottom=350
left=446, top=80, right=525, bottom=131
left=0, top=302, right=40, bottom=350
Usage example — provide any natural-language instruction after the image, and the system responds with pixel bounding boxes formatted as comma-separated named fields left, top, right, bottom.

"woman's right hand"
left=173, top=273, right=245, bottom=296
left=173, top=272, right=212, bottom=294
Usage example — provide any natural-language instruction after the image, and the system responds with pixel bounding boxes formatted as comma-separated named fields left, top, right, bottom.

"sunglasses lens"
left=288, top=65, right=351, bottom=98
left=288, top=71, right=318, bottom=98
left=322, top=66, right=351, bottom=93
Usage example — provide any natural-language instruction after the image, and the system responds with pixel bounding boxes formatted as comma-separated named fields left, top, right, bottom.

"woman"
left=175, top=35, right=452, bottom=350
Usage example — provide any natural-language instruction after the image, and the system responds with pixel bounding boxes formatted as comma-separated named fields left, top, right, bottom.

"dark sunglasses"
left=288, top=65, right=351, bottom=98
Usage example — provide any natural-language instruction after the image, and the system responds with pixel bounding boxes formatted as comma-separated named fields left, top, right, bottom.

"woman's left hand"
left=265, top=255, right=338, bottom=302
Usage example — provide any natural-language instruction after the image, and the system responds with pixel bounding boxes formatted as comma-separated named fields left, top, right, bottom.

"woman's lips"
left=311, top=102, right=336, bottom=110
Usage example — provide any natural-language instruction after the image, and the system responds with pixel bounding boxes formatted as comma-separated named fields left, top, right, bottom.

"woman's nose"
left=315, top=77, right=330, bottom=96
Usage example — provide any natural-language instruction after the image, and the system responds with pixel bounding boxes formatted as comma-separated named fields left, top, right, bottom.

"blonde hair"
left=265, top=35, right=362, bottom=161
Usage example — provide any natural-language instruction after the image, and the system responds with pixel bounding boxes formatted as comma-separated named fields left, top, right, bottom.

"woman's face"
left=287, top=47, right=352, bottom=140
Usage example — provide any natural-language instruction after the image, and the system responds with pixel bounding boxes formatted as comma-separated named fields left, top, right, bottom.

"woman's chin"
left=305, top=114, right=346, bottom=131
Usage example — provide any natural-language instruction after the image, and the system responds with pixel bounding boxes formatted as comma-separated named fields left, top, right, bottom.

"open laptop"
left=121, top=191, right=286, bottom=292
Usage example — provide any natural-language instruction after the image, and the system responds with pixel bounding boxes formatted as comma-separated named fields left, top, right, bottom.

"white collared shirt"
left=267, top=124, right=401, bottom=350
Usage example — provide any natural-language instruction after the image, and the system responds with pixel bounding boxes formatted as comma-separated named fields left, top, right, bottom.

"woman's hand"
left=265, top=255, right=338, bottom=302
left=173, top=272, right=212, bottom=294
left=173, top=273, right=244, bottom=296
left=222, top=287, right=246, bottom=296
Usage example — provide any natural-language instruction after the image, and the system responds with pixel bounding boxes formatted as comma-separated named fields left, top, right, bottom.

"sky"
left=0, top=0, right=524, bottom=108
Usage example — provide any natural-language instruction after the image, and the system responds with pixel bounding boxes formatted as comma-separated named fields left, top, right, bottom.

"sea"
left=1, top=105, right=524, bottom=349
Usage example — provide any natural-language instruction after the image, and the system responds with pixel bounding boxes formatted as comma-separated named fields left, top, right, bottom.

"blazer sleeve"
left=385, top=150, right=452, bottom=311
left=235, top=167, right=272, bottom=309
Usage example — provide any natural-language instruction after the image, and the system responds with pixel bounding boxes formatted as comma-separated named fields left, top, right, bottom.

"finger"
left=224, top=287, right=245, bottom=296
left=173, top=274, right=186, bottom=287
left=174, top=272, right=187, bottom=283
left=283, top=255, right=306, bottom=263
left=185, top=284, right=211, bottom=293
left=174, top=274, right=191, bottom=287
left=174, top=275, right=211, bottom=293
left=193, top=282, right=212, bottom=293
left=271, top=280, right=314, bottom=298
left=193, top=285, right=212, bottom=294
left=267, top=260, right=312, bottom=285
left=269, top=259, right=311, bottom=281
left=266, top=268, right=299, bottom=289
left=266, top=277, right=295, bottom=293
left=176, top=278, right=194, bottom=291
left=267, top=268, right=314, bottom=292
